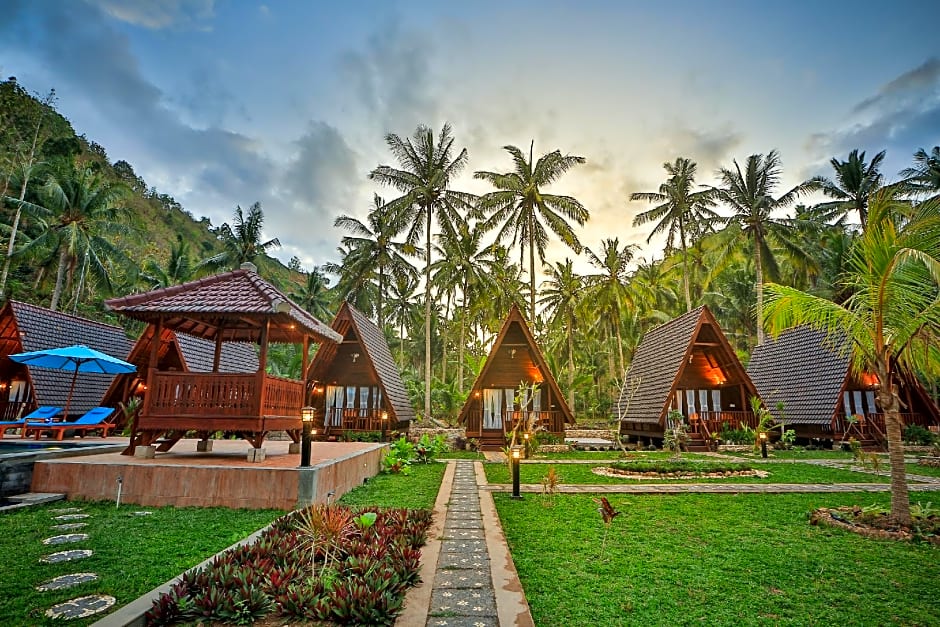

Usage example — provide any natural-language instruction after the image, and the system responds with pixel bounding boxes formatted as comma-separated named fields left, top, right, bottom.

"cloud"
left=853, top=57, right=940, bottom=114
left=656, top=126, right=743, bottom=174
left=84, top=0, right=215, bottom=29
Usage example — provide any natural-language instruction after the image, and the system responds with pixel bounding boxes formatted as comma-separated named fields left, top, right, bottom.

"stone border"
left=809, top=507, right=940, bottom=545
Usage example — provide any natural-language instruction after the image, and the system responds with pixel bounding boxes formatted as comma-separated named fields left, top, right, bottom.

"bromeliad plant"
left=145, top=505, right=433, bottom=626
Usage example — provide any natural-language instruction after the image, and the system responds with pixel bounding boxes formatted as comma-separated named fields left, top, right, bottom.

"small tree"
left=663, top=410, right=689, bottom=460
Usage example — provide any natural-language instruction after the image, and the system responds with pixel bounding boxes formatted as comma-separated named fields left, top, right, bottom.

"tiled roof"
left=176, top=334, right=259, bottom=373
left=6, top=301, right=134, bottom=415
left=104, top=265, right=342, bottom=345
left=615, top=307, right=705, bottom=424
left=458, top=304, right=575, bottom=426
left=308, top=302, right=415, bottom=423
left=747, top=326, right=849, bottom=425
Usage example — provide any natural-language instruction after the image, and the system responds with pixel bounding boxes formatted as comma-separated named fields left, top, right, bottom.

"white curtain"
left=326, top=385, right=343, bottom=427
left=359, top=386, right=370, bottom=417
left=483, top=389, right=502, bottom=429
left=685, top=389, right=697, bottom=418
left=711, top=390, right=722, bottom=413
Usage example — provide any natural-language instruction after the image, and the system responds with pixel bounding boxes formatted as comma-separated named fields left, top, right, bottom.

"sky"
left=2, top=0, right=939, bottom=277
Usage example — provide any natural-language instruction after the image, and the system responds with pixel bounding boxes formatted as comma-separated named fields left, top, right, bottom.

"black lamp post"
left=523, top=432, right=530, bottom=459
left=300, top=405, right=315, bottom=467
left=511, top=445, right=523, bottom=499
left=381, top=410, right=388, bottom=442
left=759, top=431, right=768, bottom=459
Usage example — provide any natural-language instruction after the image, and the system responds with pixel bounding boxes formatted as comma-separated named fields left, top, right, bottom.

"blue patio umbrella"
left=8, top=344, right=136, bottom=418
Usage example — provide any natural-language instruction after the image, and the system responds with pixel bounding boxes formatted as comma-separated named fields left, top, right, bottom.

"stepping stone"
left=54, top=514, right=90, bottom=521
left=437, top=552, right=489, bottom=570
left=43, top=533, right=89, bottom=545
left=429, top=588, right=497, bottom=617
left=45, top=594, right=115, bottom=620
left=41, top=549, right=93, bottom=564
left=51, top=523, right=88, bottom=531
left=441, top=539, right=487, bottom=554
left=434, top=569, right=491, bottom=589
left=50, top=508, right=83, bottom=514
left=441, top=528, right=484, bottom=540
left=428, top=618, right=498, bottom=626
left=131, top=510, right=153, bottom=516
left=37, top=573, right=99, bottom=591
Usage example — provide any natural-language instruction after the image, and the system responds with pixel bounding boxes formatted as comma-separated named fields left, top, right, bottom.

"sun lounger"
left=24, top=407, right=115, bottom=441
left=0, top=406, right=63, bottom=438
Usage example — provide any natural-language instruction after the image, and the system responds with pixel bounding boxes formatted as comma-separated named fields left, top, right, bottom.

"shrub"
left=904, top=424, right=936, bottom=446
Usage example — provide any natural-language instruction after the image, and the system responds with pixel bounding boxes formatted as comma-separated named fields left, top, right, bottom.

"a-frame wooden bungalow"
left=0, top=300, right=133, bottom=421
left=102, top=328, right=259, bottom=431
left=747, top=325, right=940, bottom=446
left=306, top=302, right=415, bottom=436
left=458, top=304, right=574, bottom=450
left=615, top=305, right=759, bottom=449
left=104, top=263, right=342, bottom=453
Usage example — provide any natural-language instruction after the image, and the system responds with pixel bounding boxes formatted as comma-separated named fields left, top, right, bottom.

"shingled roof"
left=747, top=326, right=853, bottom=425
left=0, top=301, right=134, bottom=415
left=104, top=264, right=341, bottom=345
left=615, top=305, right=756, bottom=424
left=307, top=302, right=415, bottom=423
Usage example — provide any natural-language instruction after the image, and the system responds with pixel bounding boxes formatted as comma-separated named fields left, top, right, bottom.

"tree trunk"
left=441, top=289, right=450, bottom=383
left=754, top=235, right=765, bottom=345
left=424, top=208, right=433, bottom=421
left=529, top=213, right=537, bottom=323
left=879, top=366, right=911, bottom=525
left=378, top=262, right=385, bottom=330
left=0, top=175, right=30, bottom=299
left=615, top=309, right=626, bottom=375
left=567, top=313, right=575, bottom=411
left=458, top=278, right=468, bottom=392
left=679, top=216, right=691, bottom=312
left=50, top=248, right=69, bottom=311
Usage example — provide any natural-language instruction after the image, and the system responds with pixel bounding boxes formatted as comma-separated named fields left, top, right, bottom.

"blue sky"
left=2, top=0, right=939, bottom=274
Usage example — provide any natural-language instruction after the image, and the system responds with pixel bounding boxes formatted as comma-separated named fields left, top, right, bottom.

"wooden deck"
left=464, top=410, right=566, bottom=448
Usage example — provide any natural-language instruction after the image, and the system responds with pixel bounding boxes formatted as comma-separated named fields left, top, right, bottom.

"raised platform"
left=30, top=439, right=387, bottom=510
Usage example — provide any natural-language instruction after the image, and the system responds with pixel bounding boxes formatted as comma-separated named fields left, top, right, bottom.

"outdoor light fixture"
left=351, top=352, right=360, bottom=363
left=511, top=445, right=523, bottom=499
left=759, top=431, right=768, bottom=459
left=381, top=410, right=389, bottom=442
left=509, top=347, right=517, bottom=359
left=523, top=432, right=530, bottom=459
left=300, top=405, right=315, bottom=467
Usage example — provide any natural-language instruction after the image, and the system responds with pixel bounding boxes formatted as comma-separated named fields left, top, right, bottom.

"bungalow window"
left=359, top=386, right=370, bottom=417
left=326, top=385, right=343, bottom=427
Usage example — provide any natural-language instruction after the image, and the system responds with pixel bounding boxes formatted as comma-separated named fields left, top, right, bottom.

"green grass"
left=531, top=450, right=713, bottom=461
left=0, top=501, right=281, bottom=627
left=907, top=463, right=940, bottom=478
left=737, top=449, right=858, bottom=460
left=339, top=461, right=446, bottom=509
left=484, top=461, right=891, bottom=484
left=437, top=451, right=485, bottom=460
left=495, top=492, right=940, bottom=626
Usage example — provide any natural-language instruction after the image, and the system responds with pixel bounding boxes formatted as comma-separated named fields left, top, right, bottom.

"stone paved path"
left=425, top=460, right=499, bottom=626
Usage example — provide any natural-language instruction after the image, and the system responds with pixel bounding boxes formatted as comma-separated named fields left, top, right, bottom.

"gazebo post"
left=212, top=321, right=224, bottom=372
left=256, top=319, right=270, bottom=417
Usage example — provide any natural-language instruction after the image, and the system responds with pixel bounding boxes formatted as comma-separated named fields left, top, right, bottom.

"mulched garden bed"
left=146, top=505, right=433, bottom=626
left=594, top=461, right=768, bottom=480
left=810, top=506, right=940, bottom=545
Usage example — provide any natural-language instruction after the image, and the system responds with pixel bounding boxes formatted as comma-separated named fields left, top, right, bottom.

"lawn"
left=907, top=463, right=940, bottom=478
left=0, top=502, right=281, bottom=627
left=484, top=461, right=892, bottom=485
left=437, top=450, right=485, bottom=460
left=495, top=491, right=940, bottom=626
left=736, top=449, right=858, bottom=460
left=530, top=450, right=714, bottom=461
left=339, top=461, right=446, bottom=509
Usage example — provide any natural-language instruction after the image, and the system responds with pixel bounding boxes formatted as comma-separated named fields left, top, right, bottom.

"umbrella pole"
left=63, top=367, right=79, bottom=419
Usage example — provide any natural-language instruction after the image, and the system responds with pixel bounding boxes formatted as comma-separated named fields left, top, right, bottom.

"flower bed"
left=597, top=460, right=767, bottom=480
left=145, top=505, right=433, bottom=626
left=810, top=506, right=940, bottom=545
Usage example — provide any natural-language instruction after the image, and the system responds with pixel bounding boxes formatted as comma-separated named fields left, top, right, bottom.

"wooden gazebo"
left=306, top=302, right=415, bottom=435
left=104, top=263, right=342, bottom=453
left=458, top=304, right=574, bottom=449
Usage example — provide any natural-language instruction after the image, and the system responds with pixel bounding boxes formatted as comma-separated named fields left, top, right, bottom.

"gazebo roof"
left=104, top=264, right=342, bottom=345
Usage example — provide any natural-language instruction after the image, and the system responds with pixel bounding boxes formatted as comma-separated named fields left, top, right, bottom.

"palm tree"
left=475, top=141, right=589, bottom=322
left=334, top=194, right=416, bottom=330
left=538, top=258, right=584, bottom=409
left=201, top=202, right=280, bottom=272
left=763, top=192, right=940, bottom=525
left=140, top=234, right=194, bottom=289
left=386, top=273, right=421, bottom=364
left=323, top=244, right=379, bottom=317
left=290, top=265, right=333, bottom=321
left=369, top=123, right=475, bottom=420
left=631, top=157, right=718, bottom=311
left=711, top=150, right=815, bottom=344
left=900, top=146, right=940, bottom=201
left=810, top=149, right=885, bottom=228
left=15, top=166, right=130, bottom=310
left=430, top=217, right=496, bottom=392
left=584, top=237, right=638, bottom=376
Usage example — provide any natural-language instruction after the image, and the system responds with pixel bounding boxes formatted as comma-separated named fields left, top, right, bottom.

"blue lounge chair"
left=0, top=406, right=62, bottom=438
left=24, top=407, right=116, bottom=441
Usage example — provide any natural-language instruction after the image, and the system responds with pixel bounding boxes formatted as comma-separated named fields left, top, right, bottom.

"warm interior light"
left=523, top=433, right=529, bottom=441
left=301, top=406, right=315, bottom=423
left=382, top=411, right=388, bottom=421
left=311, top=427, right=318, bottom=437
left=512, top=447, right=521, bottom=460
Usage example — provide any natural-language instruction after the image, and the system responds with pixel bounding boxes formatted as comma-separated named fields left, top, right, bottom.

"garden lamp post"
left=759, top=431, right=768, bottom=459
left=523, top=432, right=530, bottom=459
left=381, top=410, right=388, bottom=442
left=511, top=445, right=523, bottom=499
left=300, top=405, right=315, bottom=467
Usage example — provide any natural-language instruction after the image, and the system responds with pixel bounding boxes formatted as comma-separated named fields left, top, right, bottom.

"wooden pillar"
left=257, top=319, right=269, bottom=415
left=301, top=335, right=309, bottom=381
left=212, top=321, right=224, bottom=372
left=144, top=320, right=162, bottom=416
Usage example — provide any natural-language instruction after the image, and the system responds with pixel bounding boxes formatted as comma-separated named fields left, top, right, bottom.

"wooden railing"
left=692, top=411, right=757, bottom=437
left=323, top=408, right=392, bottom=432
left=146, top=372, right=304, bottom=418
left=833, top=412, right=930, bottom=446
left=463, top=410, right=565, bottom=438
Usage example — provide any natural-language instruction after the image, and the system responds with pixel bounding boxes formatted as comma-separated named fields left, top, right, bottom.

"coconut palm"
left=140, top=234, right=194, bottom=289
left=369, top=123, right=474, bottom=420
left=291, top=265, right=333, bottom=322
left=538, top=258, right=585, bottom=409
left=584, top=238, right=638, bottom=375
left=631, top=157, right=718, bottom=311
left=810, top=149, right=885, bottom=228
left=475, top=141, right=589, bottom=322
left=711, top=150, right=815, bottom=344
left=900, top=146, right=940, bottom=201
left=763, top=192, right=940, bottom=525
left=386, top=273, right=421, bottom=365
left=15, top=166, right=131, bottom=310
left=334, top=194, right=417, bottom=330
left=201, top=202, right=280, bottom=272
left=323, top=243, right=379, bottom=317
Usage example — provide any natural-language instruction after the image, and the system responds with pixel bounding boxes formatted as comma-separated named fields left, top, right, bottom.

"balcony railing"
left=146, top=372, right=304, bottom=419
left=463, top=410, right=565, bottom=438
left=323, top=408, right=392, bottom=432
